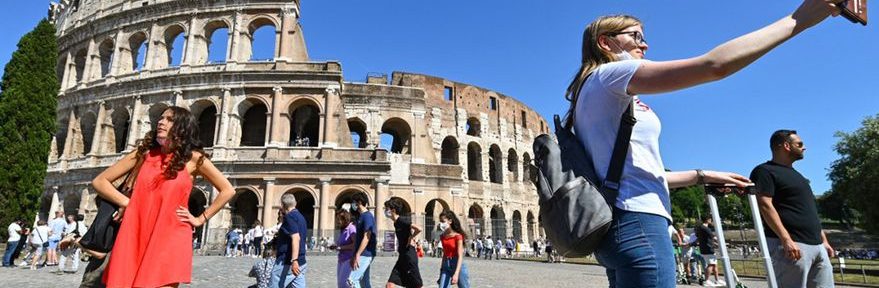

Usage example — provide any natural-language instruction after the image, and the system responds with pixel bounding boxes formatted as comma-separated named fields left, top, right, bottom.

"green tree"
left=0, top=19, right=58, bottom=239
left=829, top=114, right=879, bottom=233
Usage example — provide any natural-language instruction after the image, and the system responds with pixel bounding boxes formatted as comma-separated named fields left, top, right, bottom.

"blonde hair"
left=564, top=15, right=642, bottom=126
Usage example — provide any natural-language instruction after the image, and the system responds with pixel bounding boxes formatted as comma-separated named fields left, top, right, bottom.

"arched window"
left=55, top=116, right=69, bottom=157
left=192, top=101, right=217, bottom=147
left=248, top=19, right=276, bottom=61
left=523, top=152, right=532, bottom=183
left=440, top=136, right=459, bottom=165
left=507, top=148, right=519, bottom=181
left=164, top=25, right=186, bottom=67
left=467, top=142, right=482, bottom=181
left=74, top=49, right=87, bottom=83
left=468, top=204, right=485, bottom=238
left=466, top=117, right=480, bottom=137
left=527, top=211, right=536, bottom=242
left=205, top=21, right=229, bottom=64
left=512, top=210, right=523, bottom=242
left=230, top=189, right=260, bottom=230
left=348, top=118, right=367, bottom=148
left=424, top=199, right=450, bottom=241
left=490, top=205, right=507, bottom=239
left=129, top=32, right=148, bottom=72
left=80, top=112, right=97, bottom=155
left=489, top=144, right=503, bottom=184
left=239, top=99, right=268, bottom=147
left=380, top=118, right=412, bottom=154
left=289, top=102, right=320, bottom=147
left=111, top=108, right=130, bottom=153
left=98, top=39, right=114, bottom=77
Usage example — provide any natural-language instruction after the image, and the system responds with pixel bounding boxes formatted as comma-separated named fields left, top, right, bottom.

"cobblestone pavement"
left=0, top=255, right=856, bottom=287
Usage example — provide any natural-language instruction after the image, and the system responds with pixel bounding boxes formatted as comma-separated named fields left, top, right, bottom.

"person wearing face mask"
left=348, top=193, right=377, bottom=288
left=332, top=210, right=357, bottom=288
left=436, top=211, right=469, bottom=288
left=383, top=198, right=423, bottom=288
left=565, top=1, right=844, bottom=287
left=92, top=106, right=235, bottom=287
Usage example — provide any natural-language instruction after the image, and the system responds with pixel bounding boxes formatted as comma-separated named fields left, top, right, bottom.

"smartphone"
left=703, top=183, right=756, bottom=196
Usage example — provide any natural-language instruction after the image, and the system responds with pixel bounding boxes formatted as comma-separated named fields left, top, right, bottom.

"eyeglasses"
left=789, top=141, right=804, bottom=148
left=606, top=31, right=647, bottom=45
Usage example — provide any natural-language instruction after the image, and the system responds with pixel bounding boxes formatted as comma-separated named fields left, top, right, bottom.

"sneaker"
left=703, top=279, right=715, bottom=287
left=716, top=280, right=727, bottom=286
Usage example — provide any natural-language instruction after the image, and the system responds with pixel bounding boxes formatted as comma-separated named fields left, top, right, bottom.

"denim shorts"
left=594, top=208, right=676, bottom=288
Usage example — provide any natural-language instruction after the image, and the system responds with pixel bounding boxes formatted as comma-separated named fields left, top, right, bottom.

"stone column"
left=268, top=86, right=283, bottom=146
left=277, top=8, right=296, bottom=62
left=126, top=96, right=143, bottom=150
left=182, top=15, right=198, bottom=67
left=412, top=111, right=425, bottom=163
left=374, top=178, right=389, bottom=235
left=322, top=86, right=339, bottom=147
left=145, top=23, right=161, bottom=70
left=262, top=178, right=276, bottom=227
left=173, top=90, right=184, bottom=107
left=62, top=110, right=77, bottom=159
left=60, top=51, right=73, bottom=89
left=318, top=178, right=331, bottom=238
left=228, top=10, right=243, bottom=63
left=216, top=88, right=233, bottom=147
left=88, top=101, right=107, bottom=156
left=109, top=31, right=125, bottom=77
left=83, top=39, right=98, bottom=83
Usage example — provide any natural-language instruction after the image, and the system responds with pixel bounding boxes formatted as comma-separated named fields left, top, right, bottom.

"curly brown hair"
left=135, top=106, right=206, bottom=179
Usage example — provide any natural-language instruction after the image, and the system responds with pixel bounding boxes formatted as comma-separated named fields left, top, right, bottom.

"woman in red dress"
left=92, top=106, right=235, bottom=287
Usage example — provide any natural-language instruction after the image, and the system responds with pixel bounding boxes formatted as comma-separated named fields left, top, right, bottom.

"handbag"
left=78, top=152, right=146, bottom=259
left=37, top=228, right=49, bottom=248
left=531, top=82, right=635, bottom=257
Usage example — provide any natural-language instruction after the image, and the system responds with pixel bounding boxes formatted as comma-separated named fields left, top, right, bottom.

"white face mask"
left=384, top=209, right=393, bottom=218
left=438, top=222, right=450, bottom=232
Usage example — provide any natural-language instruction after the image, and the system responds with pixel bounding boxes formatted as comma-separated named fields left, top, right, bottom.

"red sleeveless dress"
left=104, top=149, right=193, bottom=287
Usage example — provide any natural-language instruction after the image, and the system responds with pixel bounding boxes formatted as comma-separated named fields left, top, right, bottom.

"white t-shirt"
left=7, top=223, right=21, bottom=242
left=253, top=226, right=264, bottom=238
left=574, top=59, right=671, bottom=221
left=30, top=226, right=50, bottom=245
left=49, top=217, right=66, bottom=240
left=65, top=221, right=87, bottom=236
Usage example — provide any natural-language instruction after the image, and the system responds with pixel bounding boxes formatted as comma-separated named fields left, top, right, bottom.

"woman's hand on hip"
left=177, top=206, right=205, bottom=227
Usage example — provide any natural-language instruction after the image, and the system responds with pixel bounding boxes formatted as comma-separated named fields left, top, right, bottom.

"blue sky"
left=2, top=1, right=877, bottom=195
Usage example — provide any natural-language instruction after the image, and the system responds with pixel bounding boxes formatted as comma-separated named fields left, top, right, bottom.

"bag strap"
left=565, top=73, right=637, bottom=205
left=120, top=151, right=147, bottom=197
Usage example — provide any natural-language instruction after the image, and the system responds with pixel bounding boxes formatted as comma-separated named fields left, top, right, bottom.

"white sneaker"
left=716, top=280, right=726, bottom=286
left=703, top=279, right=715, bottom=287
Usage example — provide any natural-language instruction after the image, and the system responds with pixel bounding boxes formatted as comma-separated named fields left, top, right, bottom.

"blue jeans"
left=437, top=257, right=469, bottom=288
left=594, top=208, right=675, bottom=288
left=347, top=256, right=374, bottom=288
left=270, top=258, right=307, bottom=288
left=3, top=241, right=18, bottom=266
left=226, top=241, right=238, bottom=256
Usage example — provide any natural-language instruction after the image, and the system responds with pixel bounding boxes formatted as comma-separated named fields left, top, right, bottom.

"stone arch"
left=380, top=117, right=412, bottom=154
left=507, top=148, right=519, bottom=181
left=73, top=48, right=87, bottom=83
left=527, top=211, right=536, bottom=243
left=162, top=24, right=187, bottom=68
left=440, top=136, right=459, bottom=165
left=57, top=55, right=67, bottom=87
left=204, top=20, right=230, bottom=64
left=246, top=17, right=278, bottom=61
left=490, top=205, right=507, bottom=239
left=288, top=98, right=321, bottom=147
left=128, top=32, right=149, bottom=72
left=467, top=142, right=482, bottom=181
left=189, top=188, right=209, bottom=246
left=110, top=107, right=131, bottom=153
left=191, top=100, right=218, bottom=148
left=467, top=204, right=485, bottom=237
left=80, top=111, right=98, bottom=155
left=489, top=144, right=503, bottom=184
left=512, top=210, right=523, bottom=242
left=237, top=98, right=269, bottom=147
left=55, top=114, right=69, bottom=158
left=335, top=188, right=371, bottom=210
left=523, top=152, right=532, bottom=183
left=147, top=103, right=170, bottom=131
left=347, top=118, right=368, bottom=148
left=230, top=188, right=260, bottom=230
left=466, top=117, right=480, bottom=137
left=98, top=38, right=114, bottom=78
left=424, top=199, right=450, bottom=241
left=283, top=189, right=316, bottom=236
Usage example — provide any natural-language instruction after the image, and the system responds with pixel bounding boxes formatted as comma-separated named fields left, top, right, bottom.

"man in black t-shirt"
left=383, top=198, right=423, bottom=288
left=695, top=216, right=722, bottom=286
left=751, top=130, right=835, bottom=287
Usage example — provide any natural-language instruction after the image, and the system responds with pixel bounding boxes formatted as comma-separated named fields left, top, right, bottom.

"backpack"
left=531, top=85, right=635, bottom=257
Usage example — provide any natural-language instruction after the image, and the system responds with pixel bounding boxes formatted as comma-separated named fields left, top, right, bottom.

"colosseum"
left=43, top=0, right=549, bottom=252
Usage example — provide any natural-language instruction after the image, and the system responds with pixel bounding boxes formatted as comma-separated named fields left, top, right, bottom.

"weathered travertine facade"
left=44, top=0, right=549, bottom=251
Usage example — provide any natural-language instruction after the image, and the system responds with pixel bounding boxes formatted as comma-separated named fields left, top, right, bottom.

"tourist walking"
left=56, top=214, right=87, bottom=274
left=47, top=210, right=66, bottom=266
left=383, top=197, right=423, bottom=288
left=271, top=193, right=308, bottom=288
left=483, top=236, right=492, bottom=260
left=3, top=219, right=23, bottom=267
left=227, top=228, right=241, bottom=257
left=93, top=106, right=235, bottom=287
left=348, top=193, right=377, bottom=288
left=333, top=210, right=357, bottom=288
left=751, top=130, right=836, bottom=287
left=437, top=211, right=470, bottom=288
left=253, top=221, right=264, bottom=257
left=28, top=220, right=50, bottom=270
left=561, top=1, right=841, bottom=286
left=696, top=216, right=722, bottom=286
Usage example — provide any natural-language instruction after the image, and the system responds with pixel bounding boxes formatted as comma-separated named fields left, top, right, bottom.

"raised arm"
left=628, top=0, right=841, bottom=95
left=194, top=155, right=234, bottom=222
left=91, top=151, right=140, bottom=207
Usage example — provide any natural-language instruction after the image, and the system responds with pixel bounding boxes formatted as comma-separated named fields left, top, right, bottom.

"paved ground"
left=0, top=254, right=854, bottom=287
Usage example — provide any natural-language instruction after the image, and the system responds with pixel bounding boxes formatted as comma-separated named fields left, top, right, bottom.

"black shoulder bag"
left=79, top=152, right=146, bottom=258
